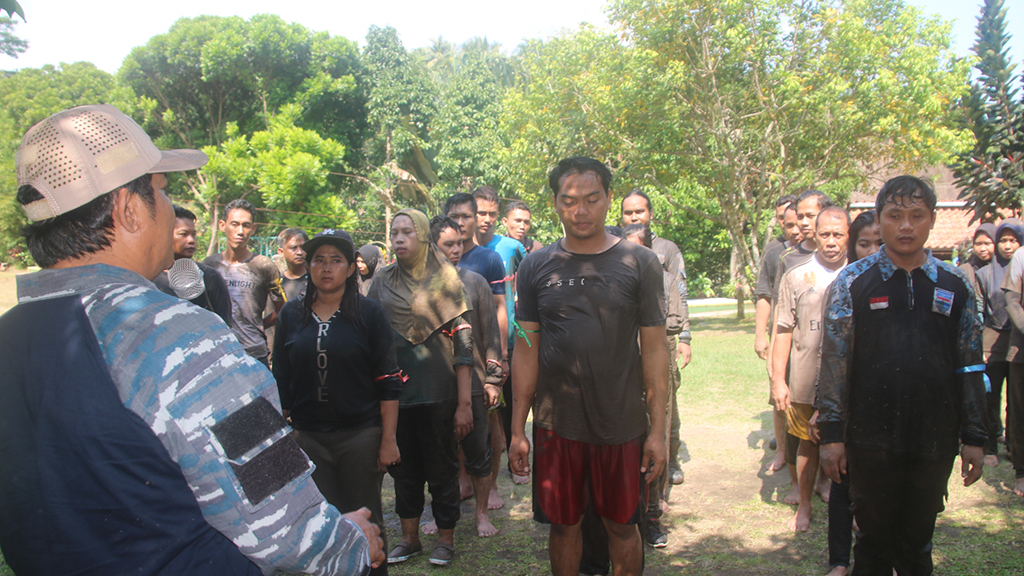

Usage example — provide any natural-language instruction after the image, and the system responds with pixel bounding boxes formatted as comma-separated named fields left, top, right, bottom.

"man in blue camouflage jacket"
left=0, top=105, right=383, bottom=575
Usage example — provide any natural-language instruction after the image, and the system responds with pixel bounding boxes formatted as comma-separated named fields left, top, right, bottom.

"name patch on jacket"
left=932, top=288, right=954, bottom=316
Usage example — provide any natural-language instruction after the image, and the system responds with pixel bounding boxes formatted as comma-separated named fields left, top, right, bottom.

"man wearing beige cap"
left=0, top=105, right=384, bottom=575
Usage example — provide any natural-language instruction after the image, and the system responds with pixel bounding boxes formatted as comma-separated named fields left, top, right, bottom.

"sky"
left=1, top=0, right=1021, bottom=75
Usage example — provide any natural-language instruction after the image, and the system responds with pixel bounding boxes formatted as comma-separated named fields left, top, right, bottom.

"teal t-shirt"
left=484, top=234, right=526, bottom=350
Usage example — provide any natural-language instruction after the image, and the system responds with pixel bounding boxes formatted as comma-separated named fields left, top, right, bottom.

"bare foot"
left=788, top=503, right=811, bottom=532
left=512, top=473, right=530, bottom=485
left=783, top=485, right=801, bottom=505
left=476, top=513, right=498, bottom=537
left=826, top=565, right=849, bottom=576
left=766, top=453, right=786, bottom=473
left=488, top=487, right=505, bottom=510
left=1014, top=477, right=1024, bottom=497
left=815, top=477, right=831, bottom=503
left=421, top=520, right=438, bottom=535
left=984, top=454, right=999, bottom=467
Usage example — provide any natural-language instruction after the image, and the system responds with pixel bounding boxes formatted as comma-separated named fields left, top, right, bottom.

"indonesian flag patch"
left=870, top=296, right=889, bottom=310
left=933, top=288, right=954, bottom=316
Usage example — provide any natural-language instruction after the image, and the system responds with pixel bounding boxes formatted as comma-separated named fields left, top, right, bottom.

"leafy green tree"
left=200, top=104, right=355, bottom=234
left=497, top=0, right=971, bottom=294
left=0, top=62, right=121, bottom=266
left=120, top=15, right=367, bottom=251
left=360, top=25, right=438, bottom=246
left=1, top=16, right=27, bottom=58
left=954, top=0, right=1023, bottom=221
left=432, top=51, right=504, bottom=188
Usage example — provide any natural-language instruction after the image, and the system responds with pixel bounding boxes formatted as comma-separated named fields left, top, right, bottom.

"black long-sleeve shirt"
left=273, top=297, right=403, bottom=432
left=817, top=250, right=987, bottom=458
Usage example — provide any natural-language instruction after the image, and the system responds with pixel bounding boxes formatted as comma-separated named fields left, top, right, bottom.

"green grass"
left=1, top=314, right=1022, bottom=574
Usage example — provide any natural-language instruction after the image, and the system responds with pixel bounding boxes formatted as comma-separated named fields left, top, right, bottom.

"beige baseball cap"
left=15, top=104, right=208, bottom=222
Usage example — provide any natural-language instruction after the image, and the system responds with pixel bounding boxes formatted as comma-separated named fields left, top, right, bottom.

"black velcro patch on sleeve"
left=209, top=397, right=287, bottom=460
left=230, top=435, right=311, bottom=505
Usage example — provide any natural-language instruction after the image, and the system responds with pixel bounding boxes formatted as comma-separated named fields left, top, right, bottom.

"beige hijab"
left=371, top=209, right=467, bottom=345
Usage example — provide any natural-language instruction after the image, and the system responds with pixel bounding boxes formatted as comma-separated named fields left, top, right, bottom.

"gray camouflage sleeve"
left=89, top=286, right=371, bottom=576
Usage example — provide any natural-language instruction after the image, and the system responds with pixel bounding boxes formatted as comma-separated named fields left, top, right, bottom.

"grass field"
left=0, top=271, right=1021, bottom=574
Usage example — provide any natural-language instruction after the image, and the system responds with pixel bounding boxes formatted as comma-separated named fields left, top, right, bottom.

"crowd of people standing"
left=0, top=103, right=1014, bottom=576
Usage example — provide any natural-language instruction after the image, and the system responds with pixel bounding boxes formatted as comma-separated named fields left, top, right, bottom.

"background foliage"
left=0, top=0, right=1001, bottom=295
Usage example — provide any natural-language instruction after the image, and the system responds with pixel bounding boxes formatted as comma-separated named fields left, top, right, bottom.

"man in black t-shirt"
left=509, top=157, right=668, bottom=576
left=152, top=205, right=232, bottom=324
left=276, top=228, right=308, bottom=302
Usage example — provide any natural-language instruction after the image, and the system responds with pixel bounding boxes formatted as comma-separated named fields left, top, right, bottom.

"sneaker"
left=429, top=542, right=456, bottom=566
left=670, top=466, right=684, bottom=485
left=645, top=520, right=668, bottom=548
left=387, top=542, right=422, bottom=564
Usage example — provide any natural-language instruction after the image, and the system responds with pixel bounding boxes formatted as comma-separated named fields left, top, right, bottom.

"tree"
left=120, top=15, right=367, bottom=250
left=200, top=104, right=355, bottom=241
left=954, top=0, right=1023, bottom=222
left=0, top=62, right=122, bottom=265
left=1, top=16, right=27, bottom=58
left=432, top=51, right=504, bottom=188
left=360, top=26, right=438, bottom=248
left=496, top=0, right=971, bottom=294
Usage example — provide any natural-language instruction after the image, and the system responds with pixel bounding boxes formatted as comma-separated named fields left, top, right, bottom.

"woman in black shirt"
left=273, top=229, right=403, bottom=576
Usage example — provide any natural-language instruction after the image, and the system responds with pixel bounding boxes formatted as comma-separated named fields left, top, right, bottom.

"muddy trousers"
left=847, top=447, right=954, bottom=576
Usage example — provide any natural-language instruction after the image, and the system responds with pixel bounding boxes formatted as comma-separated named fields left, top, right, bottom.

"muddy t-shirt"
left=776, top=254, right=843, bottom=404
left=203, top=253, right=283, bottom=359
left=516, top=238, right=666, bottom=445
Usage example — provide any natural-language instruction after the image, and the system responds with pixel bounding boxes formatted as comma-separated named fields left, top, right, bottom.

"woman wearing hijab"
left=357, top=244, right=384, bottom=296
left=961, top=223, right=997, bottom=301
left=367, top=209, right=474, bottom=567
left=272, top=229, right=403, bottom=576
left=976, top=219, right=1024, bottom=466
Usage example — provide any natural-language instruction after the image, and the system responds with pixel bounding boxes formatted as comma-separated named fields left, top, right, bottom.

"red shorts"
left=533, top=427, right=646, bottom=525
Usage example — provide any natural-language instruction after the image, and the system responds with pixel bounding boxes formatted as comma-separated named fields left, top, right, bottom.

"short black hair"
left=549, top=157, right=612, bottom=197
left=471, top=186, right=500, bottom=205
left=19, top=173, right=155, bottom=268
left=429, top=215, right=461, bottom=244
left=623, top=223, right=652, bottom=248
left=874, top=175, right=936, bottom=215
left=277, top=228, right=308, bottom=248
left=173, top=205, right=197, bottom=222
left=505, top=200, right=531, bottom=216
left=796, top=189, right=833, bottom=211
left=815, top=205, right=851, bottom=228
left=776, top=194, right=798, bottom=209
left=622, top=189, right=653, bottom=214
left=443, top=193, right=477, bottom=216
left=222, top=198, right=256, bottom=221
left=605, top=225, right=624, bottom=238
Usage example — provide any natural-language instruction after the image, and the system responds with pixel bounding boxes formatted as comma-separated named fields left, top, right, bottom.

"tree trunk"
left=206, top=201, right=220, bottom=258
left=729, top=242, right=745, bottom=320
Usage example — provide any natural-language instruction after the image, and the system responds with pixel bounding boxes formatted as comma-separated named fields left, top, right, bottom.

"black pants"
left=828, top=474, right=853, bottom=570
left=389, top=401, right=461, bottom=529
left=847, top=446, right=954, bottom=576
left=502, top=348, right=514, bottom=453
left=984, top=360, right=1010, bottom=455
left=295, top=427, right=388, bottom=576
left=1007, top=364, right=1024, bottom=478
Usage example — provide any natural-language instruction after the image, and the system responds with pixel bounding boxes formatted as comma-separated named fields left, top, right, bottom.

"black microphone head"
left=168, top=258, right=206, bottom=300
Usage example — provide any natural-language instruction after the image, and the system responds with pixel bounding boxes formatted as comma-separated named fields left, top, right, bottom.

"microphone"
left=168, top=258, right=206, bottom=301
